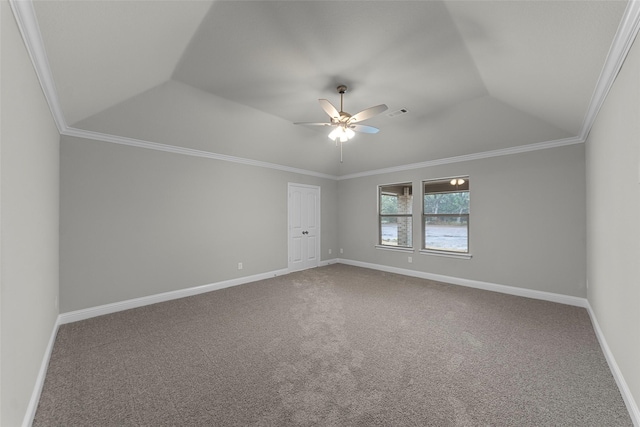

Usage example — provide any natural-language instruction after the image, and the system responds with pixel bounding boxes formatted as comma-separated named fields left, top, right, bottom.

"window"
left=423, top=177, right=469, bottom=254
left=379, top=183, right=413, bottom=248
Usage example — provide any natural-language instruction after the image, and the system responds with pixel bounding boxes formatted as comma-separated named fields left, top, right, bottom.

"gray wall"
left=586, top=34, right=640, bottom=414
left=60, top=136, right=338, bottom=312
left=1, top=2, right=60, bottom=425
left=338, top=144, right=586, bottom=297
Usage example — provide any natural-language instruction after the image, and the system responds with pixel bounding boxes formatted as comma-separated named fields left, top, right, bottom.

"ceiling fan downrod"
left=337, top=85, right=347, bottom=114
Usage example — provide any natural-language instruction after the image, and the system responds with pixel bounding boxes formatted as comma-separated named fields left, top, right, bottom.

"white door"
left=288, top=183, right=320, bottom=272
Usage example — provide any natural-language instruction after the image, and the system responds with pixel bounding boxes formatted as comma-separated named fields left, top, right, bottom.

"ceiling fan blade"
left=350, top=104, right=388, bottom=123
left=350, top=124, right=380, bottom=134
left=319, top=99, right=340, bottom=120
left=294, top=122, right=334, bottom=127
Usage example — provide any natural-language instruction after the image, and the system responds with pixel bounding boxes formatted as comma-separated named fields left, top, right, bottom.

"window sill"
left=375, top=245, right=415, bottom=253
left=419, top=249, right=472, bottom=260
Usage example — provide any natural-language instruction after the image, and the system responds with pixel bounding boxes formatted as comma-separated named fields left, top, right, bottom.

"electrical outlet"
left=238, top=262, right=243, bottom=270
left=408, top=256, right=413, bottom=263
left=329, top=249, right=332, bottom=255
left=340, top=248, right=344, bottom=254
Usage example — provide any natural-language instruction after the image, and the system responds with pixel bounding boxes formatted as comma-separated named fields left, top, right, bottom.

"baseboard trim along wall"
left=585, top=303, right=640, bottom=426
left=37, top=261, right=636, bottom=426
left=58, top=268, right=289, bottom=325
left=337, top=258, right=588, bottom=307
left=23, top=321, right=60, bottom=427
left=318, top=258, right=339, bottom=267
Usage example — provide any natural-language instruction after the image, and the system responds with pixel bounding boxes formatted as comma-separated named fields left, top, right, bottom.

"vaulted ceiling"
left=27, top=1, right=631, bottom=176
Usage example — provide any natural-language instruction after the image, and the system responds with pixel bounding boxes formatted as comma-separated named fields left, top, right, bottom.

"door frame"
left=287, top=183, right=321, bottom=271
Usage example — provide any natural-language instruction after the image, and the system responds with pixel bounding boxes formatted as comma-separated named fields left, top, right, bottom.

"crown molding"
left=9, top=0, right=67, bottom=134
left=580, top=0, right=640, bottom=141
left=11, top=0, right=640, bottom=181
left=337, top=136, right=584, bottom=181
left=62, top=127, right=338, bottom=180
left=63, top=126, right=585, bottom=183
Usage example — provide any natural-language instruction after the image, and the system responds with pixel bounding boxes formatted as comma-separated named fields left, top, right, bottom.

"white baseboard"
left=336, top=258, right=588, bottom=307
left=59, top=268, right=289, bottom=324
left=586, top=302, right=640, bottom=426
left=22, top=318, right=60, bottom=427
left=318, top=258, right=339, bottom=267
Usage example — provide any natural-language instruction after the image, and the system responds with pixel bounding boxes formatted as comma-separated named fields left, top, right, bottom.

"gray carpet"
left=34, top=264, right=631, bottom=426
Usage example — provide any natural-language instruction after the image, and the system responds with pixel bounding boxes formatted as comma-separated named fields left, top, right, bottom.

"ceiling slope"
left=34, top=0, right=213, bottom=126
left=25, top=0, right=632, bottom=177
left=172, top=1, right=488, bottom=125
left=446, top=1, right=627, bottom=136
left=335, top=95, right=574, bottom=175
left=74, top=80, right=342, bottom=176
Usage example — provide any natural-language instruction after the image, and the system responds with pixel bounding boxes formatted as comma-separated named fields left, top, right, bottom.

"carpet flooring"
left=34, top=264, right=631, bottom=426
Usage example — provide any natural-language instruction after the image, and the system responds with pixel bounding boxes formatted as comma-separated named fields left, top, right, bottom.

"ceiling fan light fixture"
left=345, top=127, right=355, bottom=139
left=328, top=126, right=355, bottom=142
left=328, top=127, right=341, bottom=141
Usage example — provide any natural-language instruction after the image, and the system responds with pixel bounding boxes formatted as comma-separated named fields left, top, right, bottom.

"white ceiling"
left=30, top=0, right=630, bottom=176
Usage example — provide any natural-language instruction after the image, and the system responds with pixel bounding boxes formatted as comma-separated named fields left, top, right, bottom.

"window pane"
left=424, top=179, right=469, bottom=194
left=424, top=192, right=469, bottom=214
left=380, top=184, right=412, bottom=215
left=424, top=216, right=468, bottom=252
left=379, top=183, right=413, bottom=248
left=380, top=194, right=398, bottom=214
left=380, top=216, right=413, bottom=247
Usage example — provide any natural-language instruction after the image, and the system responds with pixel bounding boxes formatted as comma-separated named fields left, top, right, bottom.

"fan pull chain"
left=340, top=140, right=343, bottom=163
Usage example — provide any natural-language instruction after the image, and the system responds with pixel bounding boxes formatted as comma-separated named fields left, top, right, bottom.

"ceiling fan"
left=295, top=85, right=388, bottom=162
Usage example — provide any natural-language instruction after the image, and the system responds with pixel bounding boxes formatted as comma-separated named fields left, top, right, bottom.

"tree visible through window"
left=379, top=183, right=413, bottom=248
left=423, top=177, right=469, bottom=253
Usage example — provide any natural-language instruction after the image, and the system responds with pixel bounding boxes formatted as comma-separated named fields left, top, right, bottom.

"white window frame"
left=421, top=176, right=472, bottom=259
left=376, top=182, right=414, bottom=251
